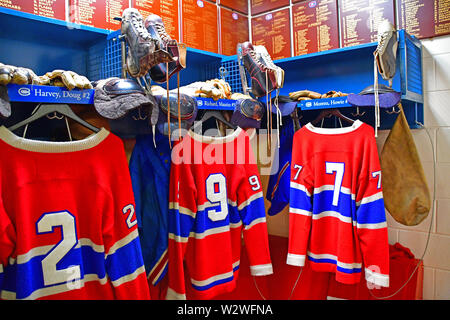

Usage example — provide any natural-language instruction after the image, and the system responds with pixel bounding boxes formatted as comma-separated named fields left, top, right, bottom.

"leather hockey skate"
left=374, top=20, right=398, bottom=83
left=238, top=42, right=277, bottom=98
left=121, top=8, right=157, bottom=78
left=144, top=13, right=186, bottom=83
left=254, top=45, right=284, bottom=89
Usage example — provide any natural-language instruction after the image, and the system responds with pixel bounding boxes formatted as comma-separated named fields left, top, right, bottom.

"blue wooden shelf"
left=0, top=7, right=110, bottom=77
left=0, top=7, right=110, bottom=47
left=275, top=42, right=378, bottom=65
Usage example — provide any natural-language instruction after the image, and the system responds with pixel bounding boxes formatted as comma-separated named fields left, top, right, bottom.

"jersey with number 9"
left=167, top=127, right=273, bottom=300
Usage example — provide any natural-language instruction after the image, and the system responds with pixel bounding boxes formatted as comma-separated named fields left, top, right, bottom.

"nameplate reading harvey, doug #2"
left=7, top=84, right=95, bottom=104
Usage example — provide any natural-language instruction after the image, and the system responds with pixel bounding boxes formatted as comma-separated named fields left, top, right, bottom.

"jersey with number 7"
left=166, top=128, right=273, bottom=300
left=288, top=120, right=389, bottom=288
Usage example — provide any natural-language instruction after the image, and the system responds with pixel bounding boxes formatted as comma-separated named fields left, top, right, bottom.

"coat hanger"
left=8, top=103, right=101, bottom=133
left=311, top=108, right=355, bottom=127
left=191, top=110, right=237, bottom=133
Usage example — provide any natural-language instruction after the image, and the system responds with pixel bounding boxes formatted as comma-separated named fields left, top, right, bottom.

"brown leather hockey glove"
left=0, top=64, right=41, bottom=85
left=45, top=70, right=93, bottom=90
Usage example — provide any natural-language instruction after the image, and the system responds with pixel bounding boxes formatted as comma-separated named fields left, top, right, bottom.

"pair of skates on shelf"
left=120, top=8, right=186, bottom=87
left=118, top=8, right=189, bottom=145
left=237, top=42, right=286, bottom=150
left=237, top=42, right=284, bottom=99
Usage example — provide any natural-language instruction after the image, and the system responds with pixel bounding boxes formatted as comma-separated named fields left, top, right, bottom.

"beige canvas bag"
left=380, top=103, right=431, bottom=226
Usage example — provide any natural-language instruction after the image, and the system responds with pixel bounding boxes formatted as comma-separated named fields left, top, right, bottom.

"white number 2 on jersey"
left=36, top=211, right=81, bottom=286
left=122, top=204, right=137, bottom=229
left=325, top=162, right=345, bottom=207
left=206, top=173, right=229, bottom=221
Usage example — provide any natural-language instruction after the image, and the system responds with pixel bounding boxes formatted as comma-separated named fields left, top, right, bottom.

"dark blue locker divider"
left=398, top=30, right=423, bottom=103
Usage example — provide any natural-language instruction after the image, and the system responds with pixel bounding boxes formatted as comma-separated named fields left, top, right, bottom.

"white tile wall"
left=437, top=128, right=450, bottom=162
left=422, top=57, right=435, bottom=92
left=398, top=231, right=450, bottom=270
left=383, top=35, right=450, bottom=299
left=434, top=54, right=450, bottom=91
left=436, top=199, right=450, bottom=235
left=422, top=267, right=435, bottom=300
left=435, top=269, right=450, bottom=299
left=436, top=163, right=450, bottom=199
left=412, top=128, right=436, bottom=162
left=424, top=91, right=450, bottom=127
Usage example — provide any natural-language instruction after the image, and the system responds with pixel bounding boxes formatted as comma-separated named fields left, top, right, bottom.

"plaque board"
left=220, top=7, right=249, bottom=56
left=397, top=0, right=450, bottom=39
left=131, top=0, right=179, bottom=40
left=251, top=8, right=291, bottom=60
left=338, top=0, right=395, bottom=47
left=292, top=0, right=339, bottom=56
left=69, top=0, right=129, bottom=30
left=0, top=0, right=65, bottom=20
left=220, top=0, right=248, bottom=14
left=181, top=0, right=219, bottom=53
left=250, top=0, right=290, bottom=16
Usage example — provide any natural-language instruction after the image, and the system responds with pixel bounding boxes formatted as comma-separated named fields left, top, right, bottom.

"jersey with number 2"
left=166, top=128, right=273, bottom=300
left=0, top=126, right=150, bottom=300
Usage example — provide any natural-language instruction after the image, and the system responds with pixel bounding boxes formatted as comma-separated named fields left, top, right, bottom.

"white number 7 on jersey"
left=325, top=162, right=345, bottom=207
left=372, top=171, right=382, bottom=189
left=293, top=164, right=303, bottom=180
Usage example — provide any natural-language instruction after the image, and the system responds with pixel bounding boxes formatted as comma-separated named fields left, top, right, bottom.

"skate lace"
left=376, top=33, right=389, bottom=52
left=131, top=16, right=151, bottom=40
left=259, top=50, right=278, bottom=70
left=249, top=50, right=269, bottom=71
left=155, top=24, right=171, bottom=43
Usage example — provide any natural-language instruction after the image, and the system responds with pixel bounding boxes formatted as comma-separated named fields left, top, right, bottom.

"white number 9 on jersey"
left=249, top=175, right=261, bottom=191
left=206, top=173, right=229, bottom=221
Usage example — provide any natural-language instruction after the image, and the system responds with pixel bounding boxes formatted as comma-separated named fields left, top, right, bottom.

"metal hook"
left=46, top=111, right=64, bottom=120
left=139, top=75, right=152, bottom=94
left=132, top=106, right=148, bottom=121
left=385, top=105, right=401, bottom=114
left=219, top=66, right=228, bottom=81
left=351, top=106, right=366, bottom=117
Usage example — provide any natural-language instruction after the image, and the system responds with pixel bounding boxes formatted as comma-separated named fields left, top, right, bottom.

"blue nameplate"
left=7, top=84, right=95, bottom=105
left=298, top=96, right=351, bottom=110
left=195, top=97, right=238, bottom=110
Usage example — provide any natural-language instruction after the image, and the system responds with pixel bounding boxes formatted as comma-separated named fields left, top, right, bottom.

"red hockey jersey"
left=288, top=120, right=389, bottom=288
left=167, top=127, right=273, bottom=300
left=0, top=126, right=150, bottom=299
